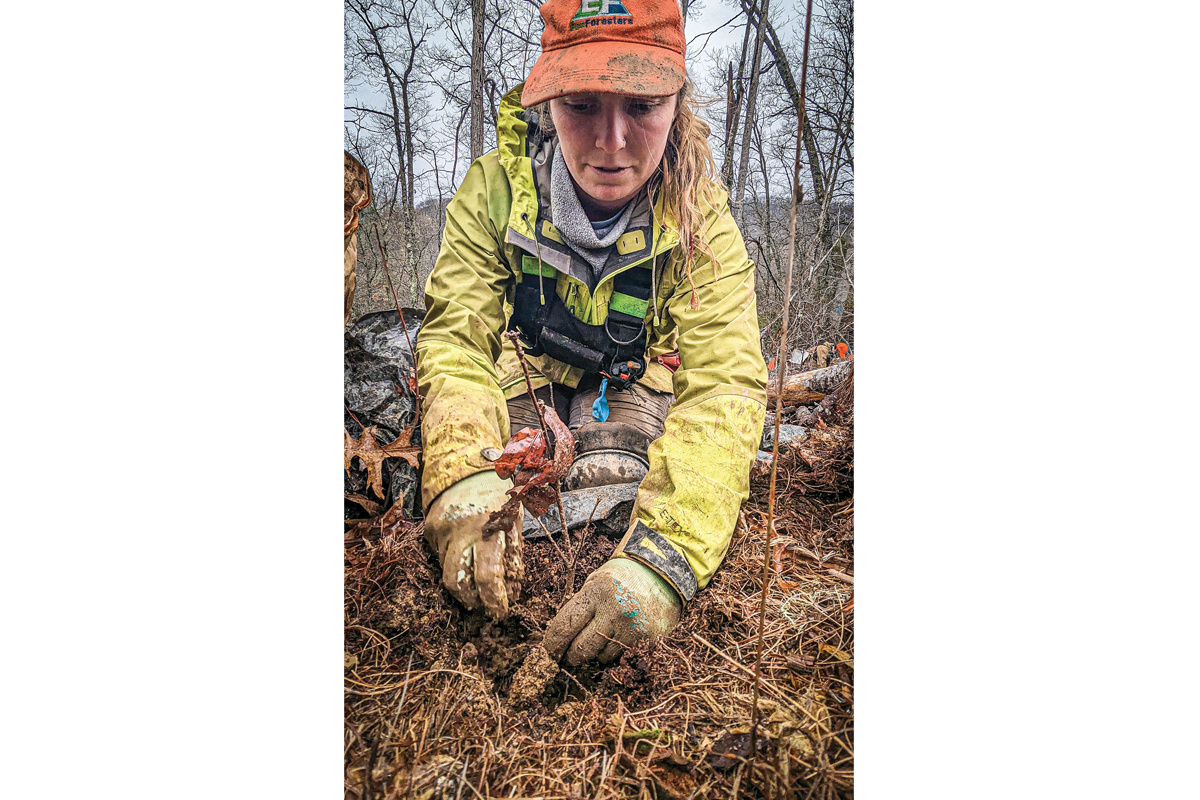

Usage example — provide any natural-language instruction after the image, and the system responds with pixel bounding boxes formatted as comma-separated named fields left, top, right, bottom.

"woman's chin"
left=580, top=182, right=636, bottom=206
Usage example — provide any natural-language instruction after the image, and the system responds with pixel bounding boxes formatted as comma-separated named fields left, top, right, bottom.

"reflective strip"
left=507, top=226, right=573, bottom=272
left=521, top=255, right=557, bottom=277
left=609, top=291, right=648, bottom=319
left=622, top=521, right=698, bottom=602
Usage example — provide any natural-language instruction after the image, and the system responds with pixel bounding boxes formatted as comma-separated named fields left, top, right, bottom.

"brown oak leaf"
left=344, top=424, right=421, bottom=500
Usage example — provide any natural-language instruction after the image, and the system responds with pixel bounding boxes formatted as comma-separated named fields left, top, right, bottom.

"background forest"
left=345, top=0, right=854, bottom=356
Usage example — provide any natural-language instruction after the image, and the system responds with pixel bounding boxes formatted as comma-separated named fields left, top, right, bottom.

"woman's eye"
left=630, top=102, right=659, bottom=115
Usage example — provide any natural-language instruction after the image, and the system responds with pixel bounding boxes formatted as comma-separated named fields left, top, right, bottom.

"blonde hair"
left=534, top=78, right=723, bottom=308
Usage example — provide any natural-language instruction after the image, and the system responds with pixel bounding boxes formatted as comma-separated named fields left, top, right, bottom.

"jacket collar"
left=497, top=84, right=679, bottom=288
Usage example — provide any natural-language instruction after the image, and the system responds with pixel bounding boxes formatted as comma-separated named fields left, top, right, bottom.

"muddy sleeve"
left=614, top=198, right=768, bottom=599
left=416, top=159, right=514, bottom=511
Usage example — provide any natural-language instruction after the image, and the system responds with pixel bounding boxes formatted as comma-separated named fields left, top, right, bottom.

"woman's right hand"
left=423, top=471, right=524, bottom=619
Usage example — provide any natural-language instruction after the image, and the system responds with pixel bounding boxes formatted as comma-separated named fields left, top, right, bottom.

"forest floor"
left=345, top=390, right=854, bottom=800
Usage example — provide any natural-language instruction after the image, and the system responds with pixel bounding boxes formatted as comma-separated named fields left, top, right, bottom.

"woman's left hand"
left=543, top=558, right=681, bottom=665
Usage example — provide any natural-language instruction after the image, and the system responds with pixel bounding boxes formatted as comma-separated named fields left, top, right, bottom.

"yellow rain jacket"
left=416, top=84, right=767, bottom=601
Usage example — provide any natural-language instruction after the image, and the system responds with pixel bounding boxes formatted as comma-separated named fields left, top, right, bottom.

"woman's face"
left=549, top=92, right=677, bottom=219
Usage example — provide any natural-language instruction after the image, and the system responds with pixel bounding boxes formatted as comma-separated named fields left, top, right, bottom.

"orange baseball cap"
left=520, top=0, right=687, bottom=108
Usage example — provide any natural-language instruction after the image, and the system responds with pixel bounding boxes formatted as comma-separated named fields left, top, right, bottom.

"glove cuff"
left=604, top=556, right=682, bottom=611
left=616, top=521, right=698, bottom=603
left=429, top=469, right=511, bottom=512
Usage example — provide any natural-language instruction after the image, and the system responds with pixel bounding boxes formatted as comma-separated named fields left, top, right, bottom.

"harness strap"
left=509, top=247, right=655, bottom=387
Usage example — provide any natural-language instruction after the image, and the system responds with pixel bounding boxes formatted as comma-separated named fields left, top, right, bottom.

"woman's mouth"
left=589, top=165, right=630, bottom=175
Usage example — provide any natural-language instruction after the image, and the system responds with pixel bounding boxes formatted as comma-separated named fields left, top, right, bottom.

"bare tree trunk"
left=828, top=240, right=852, bottom=338
left=724, top=63, right=735, bottom=180
left=751, top=116, right=781, bottom=307
left=733, top=0, right=771, bottom=227
left=741, top=0, right=833, bottom=252
left=720, top=17, right=754, bottom=189
left=348, top=0, right=409, bottom=306
left=401, top=8, right=421, bottom=297
left=470, top=0, right=485, bottom=161
left=354, top=3, right=409, bottom=215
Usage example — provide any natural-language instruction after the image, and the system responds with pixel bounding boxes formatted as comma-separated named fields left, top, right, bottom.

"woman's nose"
left=595, top=110, right=628, bottom=153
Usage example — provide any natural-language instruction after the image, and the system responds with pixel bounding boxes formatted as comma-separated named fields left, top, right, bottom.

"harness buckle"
left=604, top=315, right=645, bottom=346
left=602, top=357, right=645, bottom=391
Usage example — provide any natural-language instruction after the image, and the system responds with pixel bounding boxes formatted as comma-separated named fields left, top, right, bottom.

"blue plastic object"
left=592, top=378, right=611, bottom=422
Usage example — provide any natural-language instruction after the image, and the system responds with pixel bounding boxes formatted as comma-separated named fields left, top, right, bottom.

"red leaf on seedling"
left=516, top=485, right=559, bottom=518
left=493, top=427, right=549, bottom=480
left=482, top=404, right=576, bottom=537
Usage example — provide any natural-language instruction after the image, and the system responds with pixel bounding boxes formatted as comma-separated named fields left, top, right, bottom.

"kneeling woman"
left=416, top=0, right=767, bottom=666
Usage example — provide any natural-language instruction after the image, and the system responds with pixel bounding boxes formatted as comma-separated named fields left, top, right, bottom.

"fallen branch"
left=765, top=359, right=852, bottom=406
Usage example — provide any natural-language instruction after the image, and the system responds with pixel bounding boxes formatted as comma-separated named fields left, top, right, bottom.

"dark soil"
left=345, top=405, right=854, bottom=799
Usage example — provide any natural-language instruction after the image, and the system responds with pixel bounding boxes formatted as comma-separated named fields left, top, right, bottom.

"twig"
left=371, top=222, right=422, bottom=422
left=535, top=515, right=569, bottom=568
left=503, top=331, right=550, bottom=438
left=503, top=330, right=571, bottom=595
left=752, top=0, right=815, bottom=765
left=559, top=666, right=589, bottom=696
left=563, top=496, right=601, bottom=601
left=825, top=569, right=854, bottom=585
left=345, top=404, right=367, bottom=434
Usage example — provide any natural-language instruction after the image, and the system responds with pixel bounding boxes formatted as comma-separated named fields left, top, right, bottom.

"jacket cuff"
left=616, top=521, right=699, bottom=602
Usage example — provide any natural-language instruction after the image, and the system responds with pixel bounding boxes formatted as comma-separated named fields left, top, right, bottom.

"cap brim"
left=520, top=41, right=686, bottom=108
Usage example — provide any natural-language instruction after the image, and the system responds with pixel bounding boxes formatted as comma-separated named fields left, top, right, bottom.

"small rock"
left=761, top=425, right=808, bottom=451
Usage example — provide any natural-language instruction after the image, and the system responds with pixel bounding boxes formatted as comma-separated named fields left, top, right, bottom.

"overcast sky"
left=345, top=0, right=807, bottom=203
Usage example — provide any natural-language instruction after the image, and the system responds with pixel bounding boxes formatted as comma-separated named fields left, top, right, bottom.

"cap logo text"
left=571, top=0, right=633, bottom=30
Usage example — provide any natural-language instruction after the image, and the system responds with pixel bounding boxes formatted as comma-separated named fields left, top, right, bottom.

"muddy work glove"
left=543, top=558, right=681, bottom=666
left=424, top=471, right=524, bottom=619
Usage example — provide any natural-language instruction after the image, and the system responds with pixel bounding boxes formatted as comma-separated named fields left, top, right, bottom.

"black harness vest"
left=507, top=255, right=654, bottom=390
left=506, top=112, right=663, bottom=390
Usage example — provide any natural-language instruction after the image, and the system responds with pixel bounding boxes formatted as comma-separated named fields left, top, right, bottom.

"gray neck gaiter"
left=550, top=144, right=637, bottom=278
